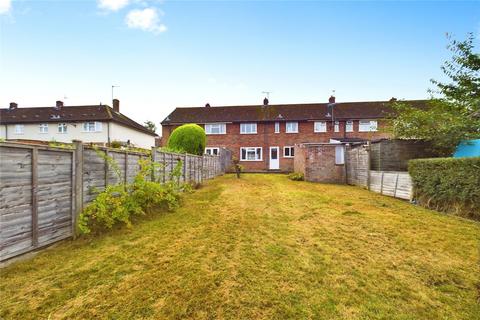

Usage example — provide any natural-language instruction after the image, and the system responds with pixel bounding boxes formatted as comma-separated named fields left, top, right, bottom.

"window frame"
left=57, top=123, right=67, bottom=134
left=314, top=121, right=327, bottom=133
left=285, top=121, right=298, bottom=133
left=359, top=120, right=378, bottom=132
left=83, top=121, right=102, bottom=133
left=334, top=121, right=340, bottom=133
left=346, top=120, right=354, bottom=132
left=335, top=145, right=345, bottom=165
left=205, top=123, right=226, bottom=135
left=205, top=147, right=220, bottom=156
left=274, top=122, right=280, bottom=133
left=240, top=123, right=257, bottom=134
left=39, top=123, right=48, bottom=134
left=240, top=147, right=262, bottom=161
left=14, top=124, right=24, bottom=134
left=283, top=146, right=295, bottom=158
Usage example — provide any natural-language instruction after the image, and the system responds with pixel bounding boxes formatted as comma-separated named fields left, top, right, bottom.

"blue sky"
left=1, top=1, right=479, bottom=130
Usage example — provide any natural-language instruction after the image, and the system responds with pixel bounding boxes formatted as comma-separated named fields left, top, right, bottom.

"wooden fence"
left=0, top=141, right=228, bottom=261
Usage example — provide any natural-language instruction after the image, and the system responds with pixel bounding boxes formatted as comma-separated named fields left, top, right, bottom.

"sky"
left=0, top=0, right=479, bottom=132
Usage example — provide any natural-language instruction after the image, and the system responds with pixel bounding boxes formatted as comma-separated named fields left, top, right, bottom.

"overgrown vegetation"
left=1, top=175, right=479, bottom=319
left=390, top=33, right=480, bottom=155
left=288, top=172, right=304, bottom=181
left=408, top=157, right=480, bottom=220
left=167, top=124, right=206, bottom=155
left=79, top=158, right=189, bottom=234
left=231, top=157, right=244, bottom=178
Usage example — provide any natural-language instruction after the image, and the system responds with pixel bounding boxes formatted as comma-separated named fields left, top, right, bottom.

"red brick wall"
left=162, top=120, right=390, bottom=172
left=295, top=144, right=346, bottom=184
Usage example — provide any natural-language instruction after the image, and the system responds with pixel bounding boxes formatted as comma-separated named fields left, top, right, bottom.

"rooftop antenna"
left=111, top=85, right=120, bottom=104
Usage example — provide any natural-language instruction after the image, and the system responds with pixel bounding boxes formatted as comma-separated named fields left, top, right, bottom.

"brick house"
left=161, top=97, right=426, bottom=172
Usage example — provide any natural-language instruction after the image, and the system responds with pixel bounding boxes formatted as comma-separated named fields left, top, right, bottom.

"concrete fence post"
left=366, top=141, right=371, bottom=190
left=73, top=140, right=84, bottom=238
left=151, top=147, right=157, bottom=182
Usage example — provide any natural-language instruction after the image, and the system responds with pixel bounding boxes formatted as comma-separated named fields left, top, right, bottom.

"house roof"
left=0, top=104, right=157, bottom=136
left=161, top=100, right=428, bottom=125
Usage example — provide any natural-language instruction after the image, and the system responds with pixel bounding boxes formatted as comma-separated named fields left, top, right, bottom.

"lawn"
left=1, top=174, right=479, bottom=319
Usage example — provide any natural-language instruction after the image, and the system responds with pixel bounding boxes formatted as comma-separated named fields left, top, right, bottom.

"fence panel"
left=369, top=171, right=412, bottom=200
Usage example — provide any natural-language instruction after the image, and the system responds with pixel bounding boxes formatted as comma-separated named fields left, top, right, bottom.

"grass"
left=1, top=174, right=479, bottom=319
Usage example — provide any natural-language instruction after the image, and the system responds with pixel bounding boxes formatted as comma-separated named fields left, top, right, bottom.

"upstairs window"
left=359, top=120, right=378, bottom=132
left=83, top=122, right=102, bottom=132
left=285, top=121, right=298, bottom=133
left=240, top=147, right=262, bottom=161
left=39, top=123, right=48, bottom=133
left=14, top=124, right=24, bottom=134
left=334, top=121, right=340, bottom=132
left=314, top=121, right=327, bottom=133
left=205, top=123, right=226, bottom=135
left=205, top=147, right=219, bottom=156
left=346, top=120, right=354, bottom=132
left=240, top=123, right=257, bottom=134
left=274, top=122, right=280, bottom=133
left=58, top=123, right=67, bottom=133
left=284, top=146, right=295, bottom=158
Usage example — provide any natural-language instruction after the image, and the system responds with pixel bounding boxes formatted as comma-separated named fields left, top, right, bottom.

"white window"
left=314, top=121, right=327, bottom=133
left=83, top=121, right=102, bottom=132
left=346, top=120, right=354, bottom=132
left=205, top=123, right=226, bottom=135
left=334, top=121, right=340, bottom=132
left=335, top=146, right=345, bottom=165
left=14, top=124, right=24, bottom=134
left=240, top=123, right=257, bottom=134
left=205, top=147, right=219, bottom=156
left=274, top=122, right=280, bottom=133
left=359, top=120, right=378, bottom=132
left=285, top=121, right=298, bottom=133
left=58, top=123, right=67, bottom=133
left=39, top=123, right=48, bottom=133
left=240, top=147, right=262, bottom=161
left=284, top=146, right=295, bottom=158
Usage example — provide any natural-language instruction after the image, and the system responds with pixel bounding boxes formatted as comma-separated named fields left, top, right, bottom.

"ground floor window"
left=283, top=146, right=295, bottom=158
left=240, top=147, right=262, bottom=161
left=205, top=147, right=219, bottom=156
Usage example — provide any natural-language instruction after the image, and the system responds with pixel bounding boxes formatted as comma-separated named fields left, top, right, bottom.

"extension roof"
left=161, top=100, right=428, bottom=125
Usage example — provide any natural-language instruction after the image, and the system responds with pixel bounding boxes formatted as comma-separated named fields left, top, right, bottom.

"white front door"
left=269, top=147, right=280, bottom=170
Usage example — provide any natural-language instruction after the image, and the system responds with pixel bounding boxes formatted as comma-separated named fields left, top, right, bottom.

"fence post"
left=380, top=172, right=385, bottom=194
left=124, top=152, right=128, bottom=184
left=394, top=172, right=399, bottom=198
left=31, top=147, right=39, bottom=247
left=73, top=140, right=84, bottom=239
left=151, top=147, right=157, bottom=182
left=366, top=141, right=371, bottom=190
left=104, top=149, right=109, bottom=188
left=183, top=153, right=187, bottom=183
left=163, top=152, right=166, bottom=183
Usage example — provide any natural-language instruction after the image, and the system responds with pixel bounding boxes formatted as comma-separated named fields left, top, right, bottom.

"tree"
left=391, top=33, right=480, bottom=155
left=144, top=121, right=157, bottom=133
left=167, top=124, right=206, bottom=156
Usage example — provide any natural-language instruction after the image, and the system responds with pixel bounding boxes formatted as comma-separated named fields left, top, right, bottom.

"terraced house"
left=161, top=97, right=425, bottom=172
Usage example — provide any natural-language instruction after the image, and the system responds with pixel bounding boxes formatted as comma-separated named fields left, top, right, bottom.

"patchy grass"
left=1, top=174, right=479, bottom=319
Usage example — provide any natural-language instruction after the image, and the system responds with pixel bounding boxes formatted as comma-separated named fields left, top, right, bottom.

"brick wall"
left=162, top=120, right=390, bottom=172
left=294, top=144, right=346, bottom=183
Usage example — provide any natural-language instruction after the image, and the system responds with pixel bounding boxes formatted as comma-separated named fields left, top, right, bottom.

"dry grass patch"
left=1, top=174, right=479, bottom=319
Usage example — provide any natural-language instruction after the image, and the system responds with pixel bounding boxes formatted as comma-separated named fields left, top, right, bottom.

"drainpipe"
left=107, top=122, right=111, bottom=145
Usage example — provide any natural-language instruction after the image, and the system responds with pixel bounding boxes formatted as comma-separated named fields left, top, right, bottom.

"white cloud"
left=98, top=0, right=130, bottom=12
left=0, top=0, right=11, bottom=15
left=125, top=8, right=166, bottom=34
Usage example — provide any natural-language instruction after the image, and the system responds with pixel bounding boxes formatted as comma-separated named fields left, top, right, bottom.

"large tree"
left=391, top=33, right=480, bottom=155
left=143, top=120, right=157, bottom=133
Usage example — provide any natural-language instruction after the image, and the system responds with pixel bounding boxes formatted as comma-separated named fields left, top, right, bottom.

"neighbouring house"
left=161, top=96, right=427, bottom=172
left=0, top=99, right=157, bottom=149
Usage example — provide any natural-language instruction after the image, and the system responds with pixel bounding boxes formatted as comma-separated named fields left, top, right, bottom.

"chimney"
left=263, top=97, right=269, bottom=106
left=390, top=97, right=398, bottom=102
left=113, top=99, right=120, bottom=112
left=9, top=102, right=18, bottom=110
left=205, top=103, right=211, bottom=108
left=328, top=95, right=336, bottom=104
left=56, top=100, right=64, bottom=109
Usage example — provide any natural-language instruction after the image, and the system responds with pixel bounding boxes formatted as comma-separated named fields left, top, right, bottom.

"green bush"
left=167, top=124, right=206, bottom=156
left=408, top=157, right=480, bottom=220
left=288, top=172, right=304, bottom=181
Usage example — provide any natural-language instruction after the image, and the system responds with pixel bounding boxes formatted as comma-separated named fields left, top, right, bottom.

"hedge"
left=167, top=124, right=206, bottom=156
left=408, top=157, right=480, bottom=220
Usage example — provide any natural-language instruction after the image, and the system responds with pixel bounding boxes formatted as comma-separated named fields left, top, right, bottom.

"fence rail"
left=0, top=141, right=228, bottom=262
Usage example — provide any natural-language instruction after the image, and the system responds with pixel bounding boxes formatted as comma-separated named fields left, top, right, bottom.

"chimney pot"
left=113, top=99, right=120, bottom=112
left=328, top=95, right=336, bottom=104
left=56, top=100, right=64, bottom=109
left=9, top=102, right=18, bottom=109
left=205, top=103, right=211, bottom=108
left=263, top=97, right=269, bottom=106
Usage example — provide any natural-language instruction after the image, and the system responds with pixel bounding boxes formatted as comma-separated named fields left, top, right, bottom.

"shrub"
left=167, top=124, right=206, bottom=156
left=288, top=172, right=304, bottom=181
left=231, top=157, right=244, bottom=178
left=408, top=157, right=480, bottom=220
